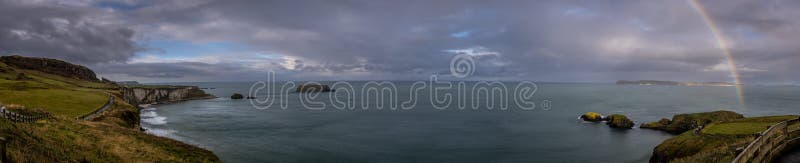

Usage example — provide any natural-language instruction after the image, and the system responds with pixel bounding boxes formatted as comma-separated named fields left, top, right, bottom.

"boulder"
left=230, top=93, right=244, bottom=99
left=580, top=112, right=604, bottom=122
left=606, top=114, right=634, bottom=129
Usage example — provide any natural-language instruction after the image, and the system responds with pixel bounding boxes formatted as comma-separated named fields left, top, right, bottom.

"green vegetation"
left=650, top=113, right=798, bottom=163
left=606, top=114, right=634, bottom=128
left=0, top=57, right=219, bottom=162
left=580, top=112, right=603, bottom=121
left=640, top=110, right=744, bottom=134
left=0, top=116, right=218, bottom=162
left=0, top=62, right=112, bottom=118
left=702, top=116, right=797, bottom=135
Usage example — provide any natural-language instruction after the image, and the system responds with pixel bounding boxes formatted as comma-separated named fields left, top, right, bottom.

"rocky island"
left=296, top=84, right=333, bottom=92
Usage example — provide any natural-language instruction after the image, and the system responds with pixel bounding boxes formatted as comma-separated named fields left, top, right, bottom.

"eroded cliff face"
left=121, top=86, right=214, bottom=105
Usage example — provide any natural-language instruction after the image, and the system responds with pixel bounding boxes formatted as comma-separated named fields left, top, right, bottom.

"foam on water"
left=141, top=110, right=158, bottom=118
left=143, top=126, right=177, bottom=136
left=140, top=107, right=167, bottom=125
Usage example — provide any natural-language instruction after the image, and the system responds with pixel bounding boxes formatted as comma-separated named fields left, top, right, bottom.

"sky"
left=1, top=0, right=799, bottom=84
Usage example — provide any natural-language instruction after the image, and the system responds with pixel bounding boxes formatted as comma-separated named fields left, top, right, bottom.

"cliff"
left=0, top=55, right=99, bottom=81
left=121, top=86, right=215, bottom=105
left=0, top=55, right=220, bottom=162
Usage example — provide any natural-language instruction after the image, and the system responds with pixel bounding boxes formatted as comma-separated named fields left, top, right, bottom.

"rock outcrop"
left=230, top=93, right=244, bottom=99
left=121, top=86, right=215, bottom=105
left=606, top=114, right=634, bottom=128
left=640, top=118, right=671, bottom=129
left=0, top=55, right=99, bottom=81
left=580, top=112, right=604, bottom=122
left=640, top=110, right=743, bottom=134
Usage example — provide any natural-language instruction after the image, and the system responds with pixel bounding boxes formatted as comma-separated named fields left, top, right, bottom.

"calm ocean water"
left=140, top=82, right=800, bottom=163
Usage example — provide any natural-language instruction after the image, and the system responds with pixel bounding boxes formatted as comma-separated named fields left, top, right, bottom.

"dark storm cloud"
left=3, top=0, right=800, bottom=83
left=0, top=0, right=139, bottom=64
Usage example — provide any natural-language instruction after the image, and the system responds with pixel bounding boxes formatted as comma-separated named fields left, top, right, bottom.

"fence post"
left=0, top=137, right=6, bottom=163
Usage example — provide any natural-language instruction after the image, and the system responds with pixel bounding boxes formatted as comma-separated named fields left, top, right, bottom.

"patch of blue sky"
left=563, top=6, right=595, bottom=17
left=93, top=1, right=147, bottom=11
left=138, top=40, right=247, bottom=58
left=450, top=30, right=473, bottom=38
left=734, top=26, right=763, bottom=40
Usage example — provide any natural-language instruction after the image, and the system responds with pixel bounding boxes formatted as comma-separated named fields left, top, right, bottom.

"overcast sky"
left=1, top=0, right=799, bottom=84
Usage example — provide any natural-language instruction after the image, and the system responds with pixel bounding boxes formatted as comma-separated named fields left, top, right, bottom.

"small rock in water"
left=580, top=112, right=604, bottom=122
left=606, top=114, right=634, bottom=129
left=231, top=93, right=244, bottom=99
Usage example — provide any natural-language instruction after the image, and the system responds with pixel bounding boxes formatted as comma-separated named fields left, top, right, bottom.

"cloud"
left=2, top=0, right=800, bottom=84
left=0, top=0, right=139, bottom=64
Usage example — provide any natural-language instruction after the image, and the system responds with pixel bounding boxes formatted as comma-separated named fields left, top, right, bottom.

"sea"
left=138, top=81, right=800, bottom=163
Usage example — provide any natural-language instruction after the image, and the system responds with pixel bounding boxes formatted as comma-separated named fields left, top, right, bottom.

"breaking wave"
left=140, top=107, right=167, bottom=125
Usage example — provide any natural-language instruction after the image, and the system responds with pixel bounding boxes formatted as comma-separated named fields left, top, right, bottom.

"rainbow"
left=688, top=0, right=746, bottom=106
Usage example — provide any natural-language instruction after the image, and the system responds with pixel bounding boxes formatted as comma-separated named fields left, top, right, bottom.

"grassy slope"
left=0, top=61, right=219, bottom=162
left=0, top=61, right=109, bottom=118
left=654, top=115, right=799, bottom=163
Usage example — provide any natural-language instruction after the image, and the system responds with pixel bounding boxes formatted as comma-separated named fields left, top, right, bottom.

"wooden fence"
left=0, top=106, right=48, bottom=123
left=732, top=117, right=800, bottom=163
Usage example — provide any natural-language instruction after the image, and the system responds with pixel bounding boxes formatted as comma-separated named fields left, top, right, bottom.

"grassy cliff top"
left=0, top=61, right=114, bottom=118
left=0, top=55, right=219, bottom=162
left=652, top=113, right=799, bottom=162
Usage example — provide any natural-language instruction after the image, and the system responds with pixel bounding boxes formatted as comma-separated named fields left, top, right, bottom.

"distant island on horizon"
left=616, top=80, right=741, bottom=86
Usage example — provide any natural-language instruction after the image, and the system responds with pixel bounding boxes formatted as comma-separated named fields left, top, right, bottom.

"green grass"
left=702, top=116, right=798, bottom=135
left=0, top=88, right=107, bottom=118
left=703, top=122, right=777, bottom=135
left=0, top=114, right=219, bottom=162
left=653, top=115, right=799, bottom=162
left=0, top=62, right=112, bottom=118
left=0, top=57, right=219, bottom=162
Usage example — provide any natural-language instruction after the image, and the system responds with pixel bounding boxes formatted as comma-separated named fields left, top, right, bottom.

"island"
left=616, top=80, right=741, bottom=86
left=296, top=84, right=334, bottom=92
